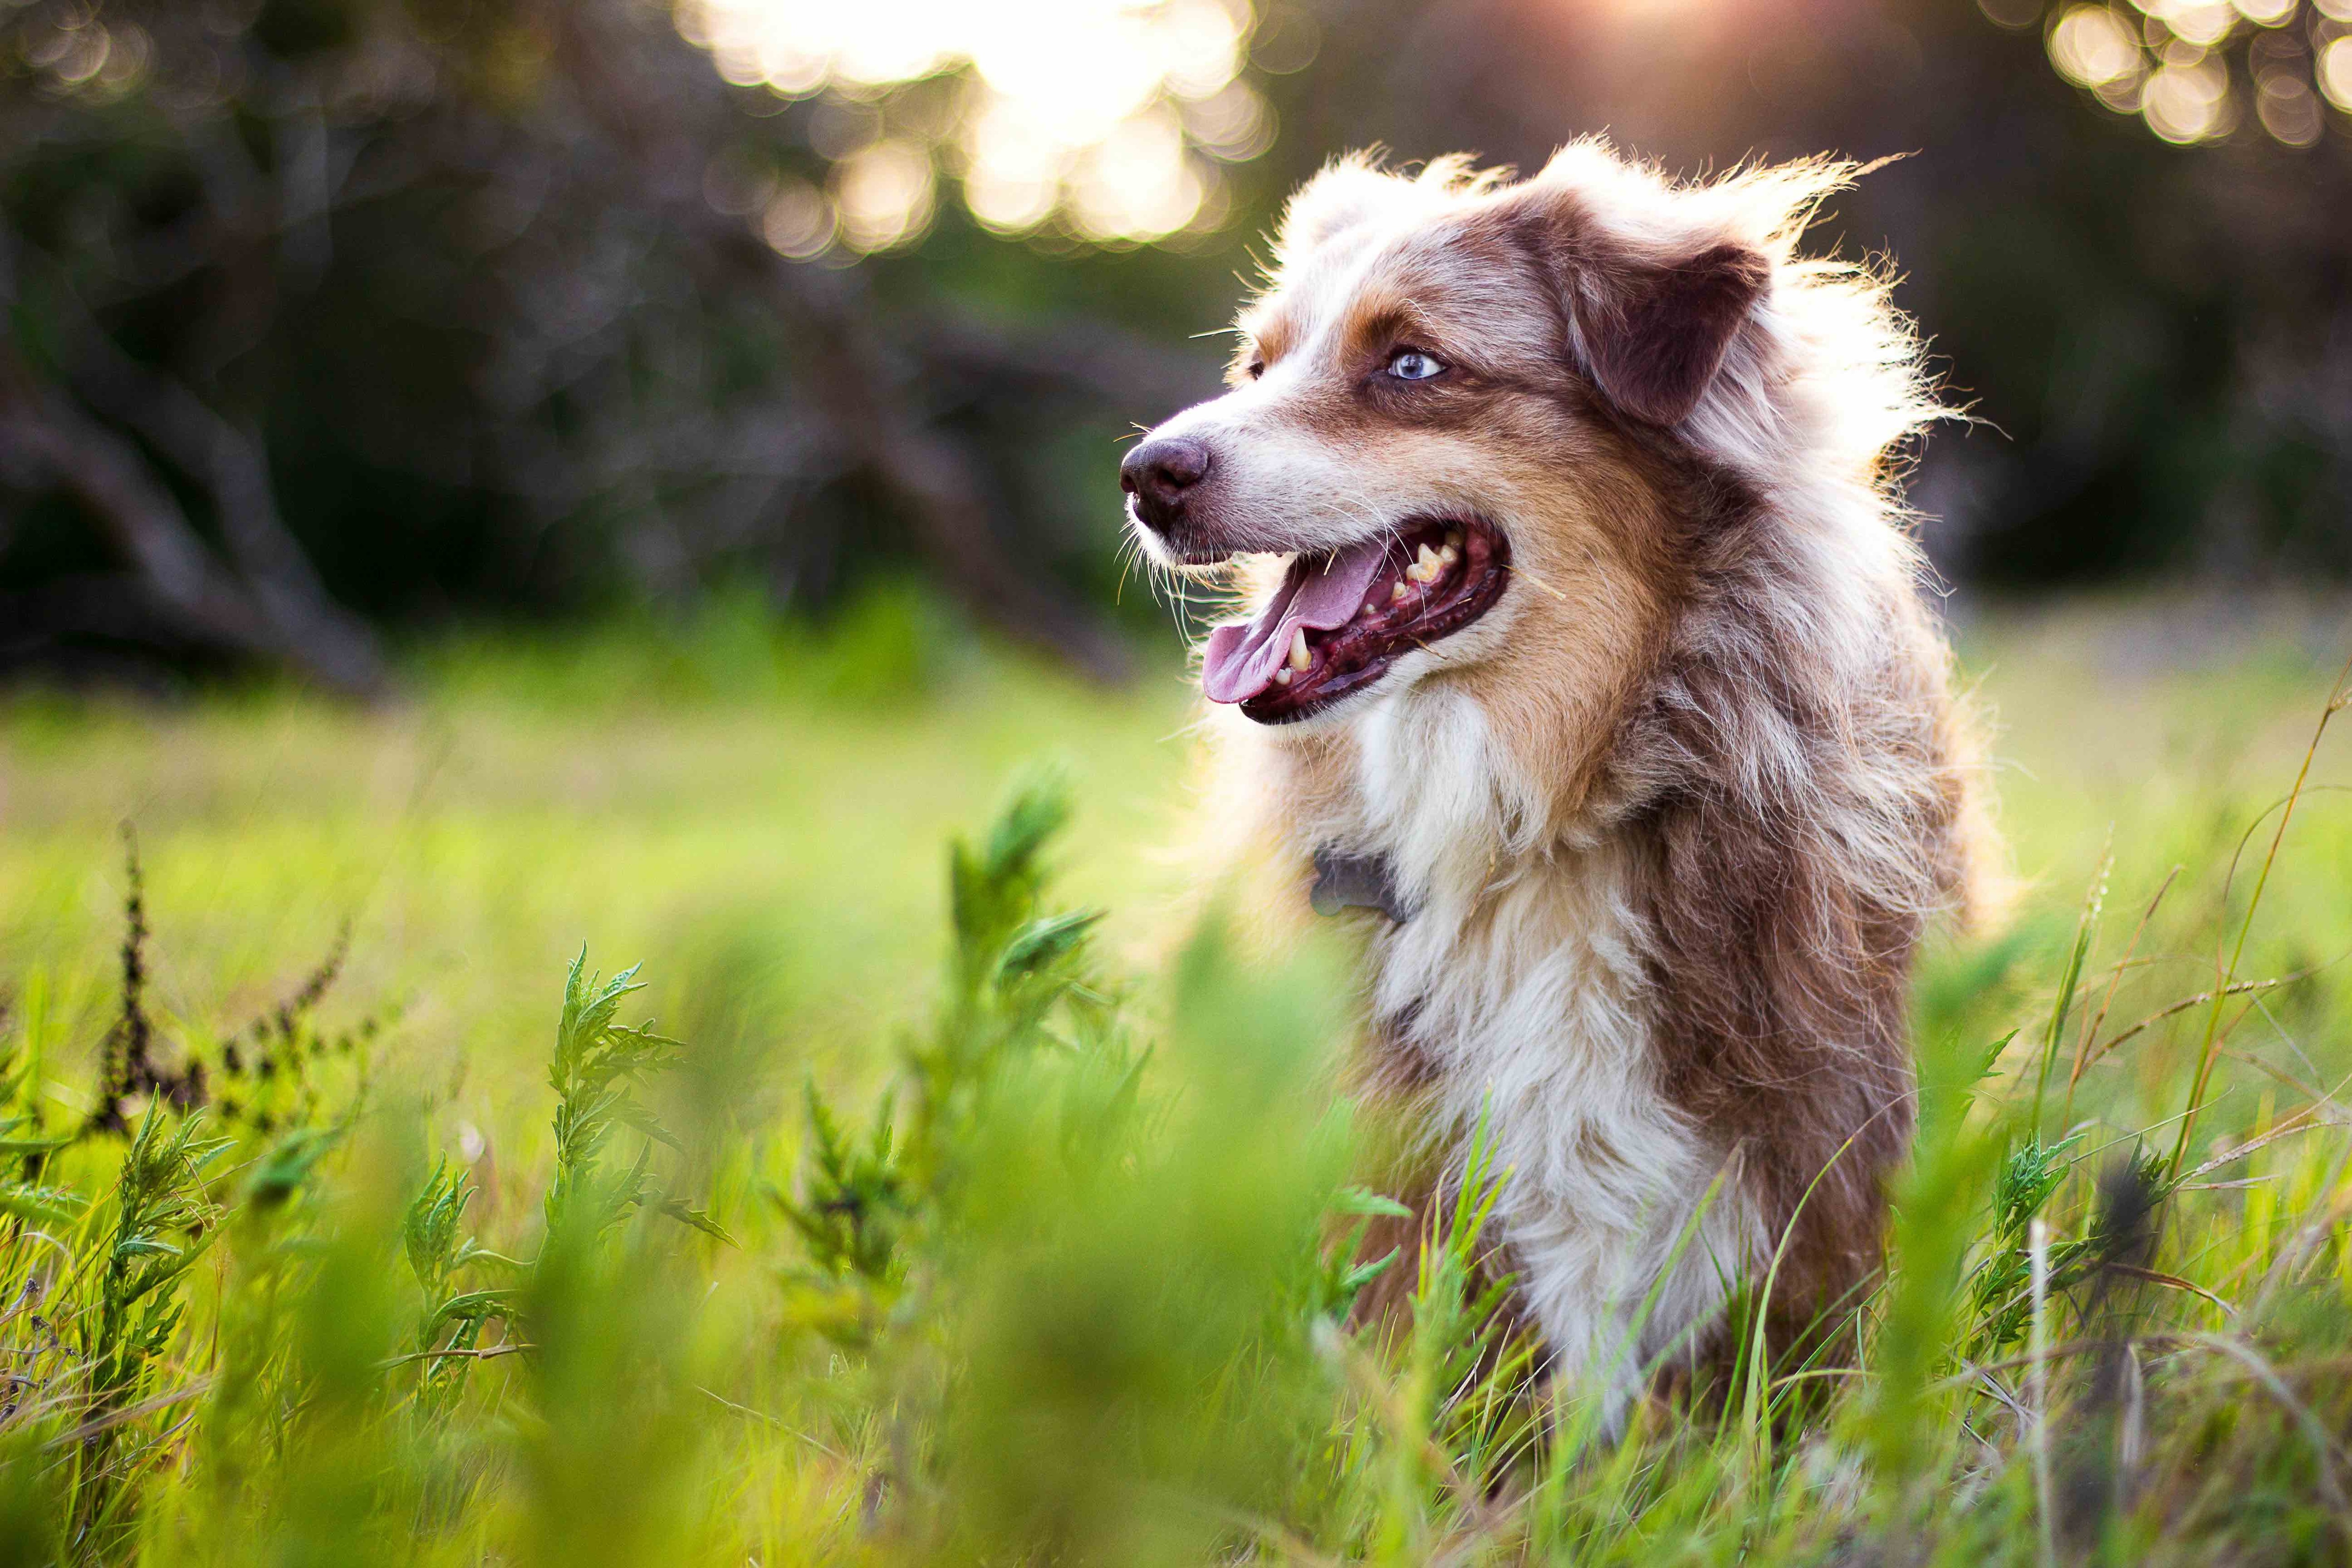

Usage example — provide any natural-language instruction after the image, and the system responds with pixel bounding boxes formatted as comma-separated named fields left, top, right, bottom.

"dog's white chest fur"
left=1345, top=690, right=1764, bottom=1412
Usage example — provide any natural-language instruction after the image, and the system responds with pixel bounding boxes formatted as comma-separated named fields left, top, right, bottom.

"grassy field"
left=3, top=592, right=2352, bottom=1563
left=6, top=594, right=2347, bottom=1112
left=0, top=597, right=1205, bottom=1127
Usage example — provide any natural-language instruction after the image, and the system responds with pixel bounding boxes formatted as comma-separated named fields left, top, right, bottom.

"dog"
left=1119, top=143, right=1995, bottom=1423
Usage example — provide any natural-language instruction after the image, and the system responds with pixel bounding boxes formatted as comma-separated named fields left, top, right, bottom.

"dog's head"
left=1123, top=144, right=1849, bottom=757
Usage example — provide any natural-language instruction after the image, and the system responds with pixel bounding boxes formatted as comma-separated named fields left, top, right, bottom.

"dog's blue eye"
left=1388, top=350, right=1444, bottom=382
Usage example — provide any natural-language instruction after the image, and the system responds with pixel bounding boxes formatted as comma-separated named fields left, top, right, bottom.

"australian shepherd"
left=1119, top=143, right=1995, bottom=1422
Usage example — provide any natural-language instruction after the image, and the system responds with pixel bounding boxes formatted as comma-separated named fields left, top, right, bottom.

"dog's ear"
left=1571, top=241, right=1768, bottom=428
left=1521, top=204, right=1770, bottom=428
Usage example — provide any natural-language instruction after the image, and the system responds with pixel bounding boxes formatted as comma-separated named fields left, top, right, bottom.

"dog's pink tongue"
left=1201, top=542, right=1390, bottom=705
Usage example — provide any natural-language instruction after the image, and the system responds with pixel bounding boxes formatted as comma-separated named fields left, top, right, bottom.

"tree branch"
left=2, top=225, right=387, bottom=696
left=0, top=367, right=275, bottom=657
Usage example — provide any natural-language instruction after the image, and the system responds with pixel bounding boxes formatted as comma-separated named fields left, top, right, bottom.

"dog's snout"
left=1120, top=436, right=1212, bottom=534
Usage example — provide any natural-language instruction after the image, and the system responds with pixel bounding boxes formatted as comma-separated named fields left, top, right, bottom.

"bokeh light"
left=2145, top=0, right=2239, bottom=46
left=674, top=0, right=1271, bottom=255
left=2050, top=6, right=2144, bottom=86
left=2323, top=36, right=2352, bottom=108
left=2257, top=66, right=2327, bottom=138
left=759, top=178, right=836, bottom=258
left=2046, top=0, right=2351, bottom=144
left=2142, top=55, right=2235, bottom=138
left=834, top=140, right=936, bottom=252
left=1980, top=0, right=2050, bottom=32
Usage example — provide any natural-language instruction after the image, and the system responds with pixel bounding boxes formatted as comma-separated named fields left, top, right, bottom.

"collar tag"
left=1311, top=845, right=1412, bottom=924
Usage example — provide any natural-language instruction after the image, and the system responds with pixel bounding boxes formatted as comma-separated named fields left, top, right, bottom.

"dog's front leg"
left=1495, top=1140, right=1757, bottom=1439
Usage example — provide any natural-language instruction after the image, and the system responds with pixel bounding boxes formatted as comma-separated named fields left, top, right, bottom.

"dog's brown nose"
left=1120, top=436, right=1211, bottom=535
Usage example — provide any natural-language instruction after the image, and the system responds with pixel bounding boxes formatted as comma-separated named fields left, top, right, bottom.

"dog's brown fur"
left=1128, top=143, right=1998, bottom=1415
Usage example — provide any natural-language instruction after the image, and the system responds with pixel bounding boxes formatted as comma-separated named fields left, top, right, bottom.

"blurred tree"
left=2, top=0, right=2348, bottom=692
left=0, top=0, right=1224, bottom=689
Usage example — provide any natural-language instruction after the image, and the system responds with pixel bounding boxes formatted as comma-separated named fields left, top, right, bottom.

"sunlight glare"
left=676, top=0, right=1258, bottom=251
left=1070, top=109, right=1203, bottom=242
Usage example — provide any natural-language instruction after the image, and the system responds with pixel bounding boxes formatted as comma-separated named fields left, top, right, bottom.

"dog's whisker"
left=1502, top=561, right=1572, bottom=604
left=1113, top=537, right=1143, bottom=607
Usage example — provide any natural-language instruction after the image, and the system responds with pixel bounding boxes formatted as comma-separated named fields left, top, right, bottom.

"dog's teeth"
left=1364, top=598, right=1380, bottom=616
left=1438, top=543, right=1460, bottom=567
left=1390, top=581, right=1409, bottom=602
left=1274, top=668, right=1293, bottom=685
left=1416, top=543, right=1440, bottom=574
left=1288, top=629, right=1311, bottom=670
left=1444, top=529, right=1462, bottom=550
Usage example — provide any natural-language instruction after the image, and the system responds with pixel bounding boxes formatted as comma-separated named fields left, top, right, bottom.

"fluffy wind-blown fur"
left=1124, top=143, right=1996, bottom=1422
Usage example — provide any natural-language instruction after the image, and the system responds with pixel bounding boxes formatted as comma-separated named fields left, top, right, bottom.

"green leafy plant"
left=543, top=954, right=729, bottom=1250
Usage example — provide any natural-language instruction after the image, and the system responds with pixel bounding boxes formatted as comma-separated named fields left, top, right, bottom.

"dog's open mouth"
left=1201, top=517, right=1509, bottom=724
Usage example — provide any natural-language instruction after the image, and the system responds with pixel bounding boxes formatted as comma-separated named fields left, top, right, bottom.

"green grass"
left=0, top=595, right=1202, bottom=1124
left=2, top=591, right=2352, bottom=1564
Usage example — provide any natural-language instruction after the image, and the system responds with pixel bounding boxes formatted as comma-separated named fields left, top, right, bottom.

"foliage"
left=5, top=660, right=2352, bottom=1563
